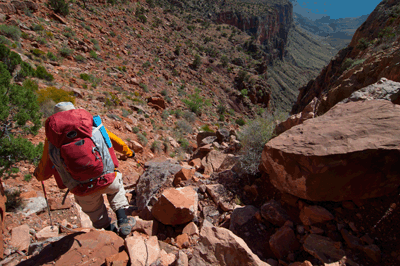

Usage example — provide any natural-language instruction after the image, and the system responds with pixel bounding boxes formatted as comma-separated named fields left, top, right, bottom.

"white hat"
left=54, top=102, right=76, bottom=113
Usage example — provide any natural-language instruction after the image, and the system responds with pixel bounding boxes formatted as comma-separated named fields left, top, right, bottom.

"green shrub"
left=178, top=138, right=191, bottom=152
left=89, top=50, right=99, bottom=60
left=74, top=54, right=85, bottom=62
left=237, top=114, right=276, bottom=174
left=132, top=127, right=140, bottom=133
left=0, top=24, right=21, bottom=41
left=206, top=67, right=213, bottom=74
left=150, top=140, right=162, bottom=153
left=357, top=38, right=369, bottom=50
left=47, top=52, right=57, bottom=61
left=0, top=35, right=11, bottom=45
left=31, top=48, right=45, bottom=57
left=199, top=124, right=213, bottom=132
left=191, top=54, right=201, bottom=70
left=37, top=86, right=75, bottom=105
left=139, top=83, right=148, bottom=92
left=217, top=104, right=226, bottom=114
left=137, top=133, right=148, bottom=146
left=1, top=61, right=43, bottom=177
left=137, top=14, right=147, bottom=23
left=35, top=65, right=54, bottom=81
left=80, top=73, right=91, bottom=81
left=59, top=46, right=73, bottom=57
left=31, top=24, right=44, bottom=32
left=235, top=117, right=246, bottom=126
left=183, top=111, right=195, bottom=122
left=182, top=89, right=210, bottom=115
left=176, top=120, right=193, bottom=134
left=63, top=27, right=75, bottom=38
left=240, top=89, right=248, bottom=97
left=48, top=0, right=69, bottom=16
left=22, top=79, right=38, bottom=91
left=24, top=174, right=32, bottom=182
left=220, top=55, right=229, bottom=67
left=142, top=61, right=151, bottom=68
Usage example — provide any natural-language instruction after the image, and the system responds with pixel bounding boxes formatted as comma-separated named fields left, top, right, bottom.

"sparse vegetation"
left=37, top=87, right=75, bottom=105
left=237, top=114, right=276, bottom=174
left=0, top=24, right=21, bottom=41
left=182, top=89, right=210, bottom=115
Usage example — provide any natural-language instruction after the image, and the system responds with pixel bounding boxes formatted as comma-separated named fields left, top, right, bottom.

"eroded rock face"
left=261, top=100, right=400, bottom=201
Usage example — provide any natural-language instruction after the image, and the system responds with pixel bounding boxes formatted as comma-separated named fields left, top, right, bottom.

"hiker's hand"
left=120, top=152, right=135, bottom=161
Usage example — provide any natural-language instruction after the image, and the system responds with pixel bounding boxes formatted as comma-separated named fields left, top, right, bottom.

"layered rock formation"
left=261, top=100, right=400, bottom=201
left=215, top=1, right=293, bottom=62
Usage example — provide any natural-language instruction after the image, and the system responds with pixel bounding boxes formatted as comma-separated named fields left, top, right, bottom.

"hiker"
left=34, top=102, right=135, bottom=237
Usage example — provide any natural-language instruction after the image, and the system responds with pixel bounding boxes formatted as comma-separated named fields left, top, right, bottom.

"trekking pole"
left=41, top=181, right=53, bottom=228
left=134, top=158, right=145, bottom=170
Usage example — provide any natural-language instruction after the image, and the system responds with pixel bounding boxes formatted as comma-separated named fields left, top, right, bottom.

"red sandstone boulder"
left=151, top=187, right=198, bottom=225
left=261, top=100, right=400, bottom=201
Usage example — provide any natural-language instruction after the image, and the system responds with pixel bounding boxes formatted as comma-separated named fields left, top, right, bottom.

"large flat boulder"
left=261, top=100, right=400, bottom=201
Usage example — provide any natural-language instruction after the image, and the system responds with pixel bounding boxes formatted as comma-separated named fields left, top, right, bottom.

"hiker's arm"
left=105, top=128, right=134, bottom=157
left=34, top=139, right=56, bottom=181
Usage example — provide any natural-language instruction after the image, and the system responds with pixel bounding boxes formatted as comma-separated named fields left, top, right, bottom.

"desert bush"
left=63, top=27, right=75, bottom=38
left=35, top=65, right=54, bottom=81
left=183, top=110, right=195, bottom=122
left=178, top=138, right=191, bottom=153
left=48, top=0, right=69, bottom=16
left=237, top=114, right=276, bottom=174
left=176, top=120, right=193, bottom=134
left=235, top=117, right=246, bottom=126
left=182, top=89, right=210, bottom=115
left=59, top=46, right=73, bottom=57
left=0, top=24, right=21, bottom=41
left=47, top=52, right=57, bottom=61
left=1, top=61, right=43, bottom=177
left=191, top=54, right=201, bottom=70
left=74, top=54, right=85, bottom=62
left=137, top=133, right=148, bottom=146
left=0, top=35, right=11, bottom=45
left=37, top=86, right=75, bottom=105
left=199, top=124, right=213, bottom=132
left=341, top=58, right=354, bottom=72
left=357, top=38, right=370, bottom=50
left=150, top=140, right=162, bottom=153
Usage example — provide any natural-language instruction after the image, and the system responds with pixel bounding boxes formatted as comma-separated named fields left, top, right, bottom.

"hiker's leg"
left=105, top=172, right=129, bottom=212
left=74, top=191, right=110, bottom=229
left=104, top=172, right=134, bottom=237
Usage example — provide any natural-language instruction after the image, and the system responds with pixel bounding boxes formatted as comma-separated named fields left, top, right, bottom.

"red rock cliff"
left=215, top=2, right=293, bottom=63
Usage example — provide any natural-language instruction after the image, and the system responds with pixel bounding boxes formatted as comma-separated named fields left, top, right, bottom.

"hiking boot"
left=118, top=216, right=136, bottom=238
left=105, top=223, right=118, bottom=234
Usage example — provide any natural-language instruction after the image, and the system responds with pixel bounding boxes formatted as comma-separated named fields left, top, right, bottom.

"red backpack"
left=45, top=109, right=119, bottom=195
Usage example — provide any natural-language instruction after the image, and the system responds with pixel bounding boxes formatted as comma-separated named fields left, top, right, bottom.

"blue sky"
left=292, top=0, right=383, bottom=19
